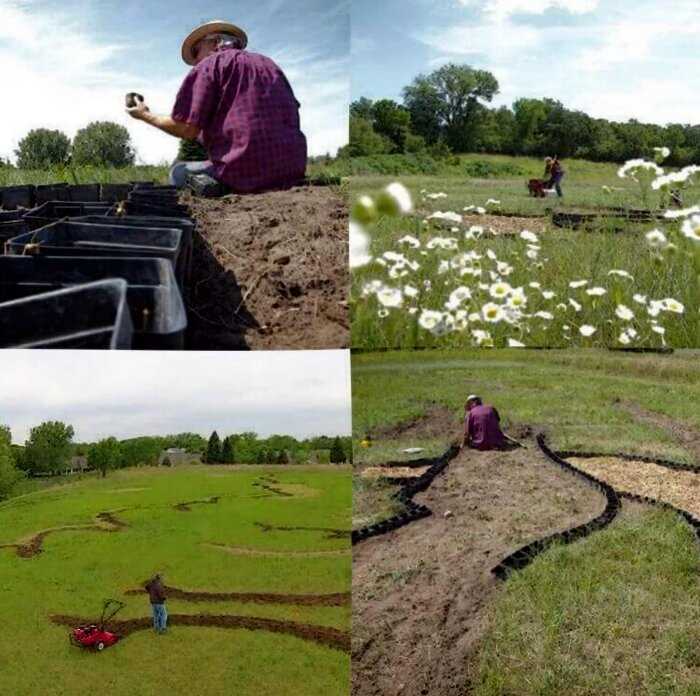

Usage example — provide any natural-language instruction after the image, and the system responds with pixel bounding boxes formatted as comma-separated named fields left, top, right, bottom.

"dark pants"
left=548, top=173, right=564, bottom=197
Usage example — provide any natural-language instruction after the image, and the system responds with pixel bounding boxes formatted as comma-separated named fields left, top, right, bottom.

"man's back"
left=173, top=49, right=308, bottom=193
left=467, top=404, right=505, bottom=451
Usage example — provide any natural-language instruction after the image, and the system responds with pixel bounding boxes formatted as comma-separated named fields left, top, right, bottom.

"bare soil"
left=124, top=583, right=349, bottom=607
left=255, top=522, right=349, bottom=540
left=207, top=543, right=350, bottom=558
left=352, top=443, right=606, bottom=696
left=618, top=401, right=700, bottom=464
left=174, top=496, right=220, bottom=512
left=0, top=510, right=128, bottom=558
left=51, top=613, right=349, bottom=652
left=185, top=186, right=349, bottom=350
left=370, top=404, right=460, bottom=441
left=361, top=467, right=431, bottom=480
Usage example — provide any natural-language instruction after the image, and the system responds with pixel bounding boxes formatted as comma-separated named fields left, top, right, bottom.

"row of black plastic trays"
left=0, top=183, right=195, bottom=350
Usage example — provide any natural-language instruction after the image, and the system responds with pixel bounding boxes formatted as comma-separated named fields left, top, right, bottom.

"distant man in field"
left=545, top=156, right=565, bottom=198
left=461, top=395, right=506, bottom=451
left=145, top=573, right=168, bottom=634
left=126, top=20, right=307, bottom=194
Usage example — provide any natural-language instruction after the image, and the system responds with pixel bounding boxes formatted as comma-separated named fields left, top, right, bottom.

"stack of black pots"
left=0, top=182, right=194, bottom=350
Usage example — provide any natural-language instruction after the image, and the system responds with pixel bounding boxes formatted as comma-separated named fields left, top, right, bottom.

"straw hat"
left=181, top=20, right=248, bottom=66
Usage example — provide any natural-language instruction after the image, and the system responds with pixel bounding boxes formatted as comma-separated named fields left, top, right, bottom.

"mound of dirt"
left=185, top=186, right=349, bottom=350
left=352, top=444, right=606, bottom=696
left=370, top=404, right=460, bottom=441
left=51, top=612, right=349, bottom=652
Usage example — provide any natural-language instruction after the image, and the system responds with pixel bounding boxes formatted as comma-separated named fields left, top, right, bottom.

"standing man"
left=545, top=156, right=565, bottom=198
left=145, top=573, right=168, bottom=634
left=462, top=395, right=506, bottom=451
left=126, top=20, right=308, bottom=194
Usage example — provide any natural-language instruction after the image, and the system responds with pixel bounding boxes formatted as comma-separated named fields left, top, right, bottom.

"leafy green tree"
left=0, top=440, right=23, bottom=499
left=0, top=425, right=11, bottom=447
left=177, top=139, right=208, bottom=161
left=276, top=450, right=288, bottom=465
left=403, top=64, right=499, bottom=151
left=350, top=97, right=374, bottom=120
left=72, top=121, right=135, bottom=167
left=330, top=437, right=346, bottom=464
left=206, top=431, right=222, bottom=464
left=221, top=436, right=235, bottom=464
left=371, top=99, right=412, bottom=152
left=15, top=128, right=71, bottom=169
left=349, top=116, right=393, bottom=156
left=88, top=437, right=122, bottom=478
left=23, top=421, right=75, bottom=475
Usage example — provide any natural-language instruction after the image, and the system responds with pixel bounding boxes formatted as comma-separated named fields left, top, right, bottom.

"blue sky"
left=0, top=0, right=349, bottom=164
left=353, top=0, right=700, bottom=126
left=0, top=350, right=351, bottom=443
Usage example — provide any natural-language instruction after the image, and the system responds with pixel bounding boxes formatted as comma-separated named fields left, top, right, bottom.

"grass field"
left=0, top=464, right=350, bottom=696
left=352, top=349, right=700, bottom=694
left=351, top=154, right=699, bottom=350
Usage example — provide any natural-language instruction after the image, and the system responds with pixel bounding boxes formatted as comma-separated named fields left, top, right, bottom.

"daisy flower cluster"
left=352, top=183, right=687, bottom=348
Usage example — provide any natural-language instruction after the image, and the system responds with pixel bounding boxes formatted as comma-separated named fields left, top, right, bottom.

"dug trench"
left=0, top=510, right=128, bottom=558
left=50, top=613, right=350, bottom=653
left=124, top=583, right=350, bottom=607
left=184, top=186, right=349, bottom=351
left=352, top=439, right=607, bottom=696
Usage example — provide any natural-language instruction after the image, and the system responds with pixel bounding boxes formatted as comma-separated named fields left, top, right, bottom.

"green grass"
left=0, top=165, right=170, bottom=186
left=476, top=507, right=700, bottom=696
left=351, top=154, right=700, bottom=350
left=352, top=349, right=700, bottom=463
left=0, top=464, right=350, bottom=696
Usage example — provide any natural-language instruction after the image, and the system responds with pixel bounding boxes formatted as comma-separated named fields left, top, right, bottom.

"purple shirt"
left=466, top=405, right=505, bottom=451
left=172, top=49, right=307, bottom=193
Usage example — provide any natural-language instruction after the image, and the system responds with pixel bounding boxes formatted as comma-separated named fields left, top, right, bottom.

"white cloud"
left=456, top=0, right=599, bottom=20
left=0, top=350, right=351, bottom=442
left=0, top=0, right=348, bottom=164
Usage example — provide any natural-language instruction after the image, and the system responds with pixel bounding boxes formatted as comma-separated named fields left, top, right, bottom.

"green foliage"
left=22, top=421, right=75, bottom=476
left=462, top=159, right=524, bottom=178
left=355, top=62, right=700, bottom=164
left=15, top=128, right=71, bottom=169
left=206, top=430, right=222, bottom=464
left=0, top=441, right=23, bottom=499
left=349, top=116, right=393, bottom=157
left=330, top=437, right=347, bottom=464
left=221, top=436, right=235, bottom=464
left=71, top=121, right=135, bottom=167
left=177, top=138, right=208, bottom=162
left=0, top=425, right=10, bottom=447
left=88, top=437, right=122, bottom=478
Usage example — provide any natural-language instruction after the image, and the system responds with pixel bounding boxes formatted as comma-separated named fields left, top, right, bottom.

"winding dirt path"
left=124, top=583, right=349, bottom=607
left=51, top=612, right=350, bottom=652
left=352, top=444, right=605, bottom=696
left=0, top=510, right=129, bottom=558
left=255, top=522, right=349, bottom=540
left=174, top=496, right=220, bottom=512
left=207, top=543, right=350, bottom=558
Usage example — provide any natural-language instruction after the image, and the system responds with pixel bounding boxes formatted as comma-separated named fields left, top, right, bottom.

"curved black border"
left=352, top=444, right=460, bottom=545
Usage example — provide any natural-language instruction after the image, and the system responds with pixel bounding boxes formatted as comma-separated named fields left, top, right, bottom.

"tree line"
left=350, top=63, right=700, bottom=166
left=0, top=421, right=351, bottom=496
left=0, top=124, right=207, bottom=170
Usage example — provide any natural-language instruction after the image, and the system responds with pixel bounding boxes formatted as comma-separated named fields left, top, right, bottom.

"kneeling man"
left=462, top=395, right=506, bottom=451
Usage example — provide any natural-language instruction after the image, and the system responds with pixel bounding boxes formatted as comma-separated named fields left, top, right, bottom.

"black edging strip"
left=352, top=445, right=460, bottom=545
left=493, top=440, right=700, bottom=580
left=491, top=434, right=621, bottom=580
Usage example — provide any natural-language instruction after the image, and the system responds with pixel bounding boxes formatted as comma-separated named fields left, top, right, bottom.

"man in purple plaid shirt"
left=126, top=20, right=307, bottom=194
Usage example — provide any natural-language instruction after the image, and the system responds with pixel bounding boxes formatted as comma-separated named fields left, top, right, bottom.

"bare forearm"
left=140, top=112, right=200, bottom=140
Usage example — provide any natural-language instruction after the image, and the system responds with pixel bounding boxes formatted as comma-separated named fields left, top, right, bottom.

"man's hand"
left=126, top=99, right=151, bottom=121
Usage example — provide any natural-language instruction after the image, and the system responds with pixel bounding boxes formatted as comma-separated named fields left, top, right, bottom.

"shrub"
left=15, top=129, right=71, bottom=169
left=72, top=121, right=135, bottom=167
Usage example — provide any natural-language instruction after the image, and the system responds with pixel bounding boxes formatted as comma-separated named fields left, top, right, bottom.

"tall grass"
left=0, top=164, right=170, bottom=186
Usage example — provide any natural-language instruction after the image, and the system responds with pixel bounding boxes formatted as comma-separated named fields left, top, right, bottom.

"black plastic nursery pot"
left=75, top=215, right=194, bottom=285
left=68, top=184, right=101, bottom=202
left=23, top=201, right=113, bottom=231
left=112, top=200, right=190, bottom=218
left=0, top=220, right=28, bottom=246
left=0, top=256, right=186, bottom=350
left=0, top=185, right=35, bottom=210
left=0, top=210, right=23, bottom=222
left=35, top=183, right=69, bottom=205
left=0, top=279, right=133, bottom=349
left=130, top=181, right=155, bottom=188
left=128, top=191, right=181, bottom=208
left=100, top=183, right=133, bottom=203
left=6, top=220, right=184, bottom=273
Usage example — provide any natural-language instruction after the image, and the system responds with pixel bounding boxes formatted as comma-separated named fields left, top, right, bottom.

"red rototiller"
left=69, top=599, right=124, bottom=652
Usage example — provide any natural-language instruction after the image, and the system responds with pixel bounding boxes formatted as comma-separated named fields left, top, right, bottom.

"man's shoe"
left=186, top=173, right=229, bottom=198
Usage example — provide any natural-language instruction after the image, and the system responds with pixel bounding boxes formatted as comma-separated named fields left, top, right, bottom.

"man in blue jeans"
left=145, top=574, right=168, bottom=634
